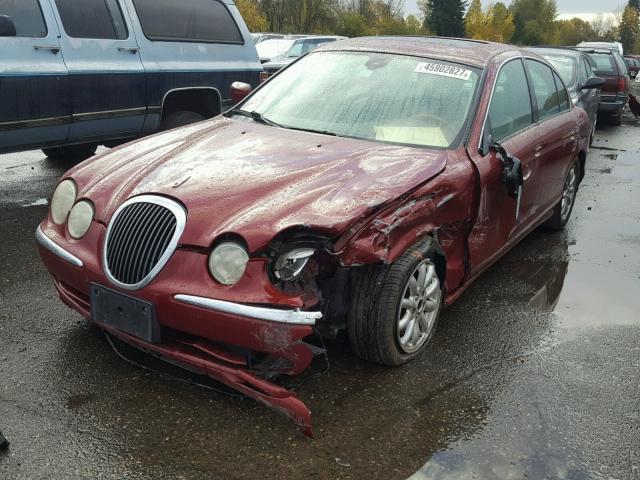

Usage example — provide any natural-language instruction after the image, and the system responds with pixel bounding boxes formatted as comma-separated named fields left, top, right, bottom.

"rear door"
left=524, top=59, right=578, bottom=213
left=579, top=55, right=600, bottom=125
left=50, top=0, right=146, bottom=143
left=0, top=0, right=69, bottom=153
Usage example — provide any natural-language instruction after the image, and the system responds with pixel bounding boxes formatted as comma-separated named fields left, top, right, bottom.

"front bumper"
left=36, top=224, right=321, bottom=436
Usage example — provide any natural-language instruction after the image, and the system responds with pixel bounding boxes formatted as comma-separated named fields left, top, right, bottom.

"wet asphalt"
left=1, top=109, right=639, bottom=480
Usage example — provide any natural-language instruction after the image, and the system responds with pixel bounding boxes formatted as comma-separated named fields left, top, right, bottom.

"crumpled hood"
left=70, top=117, right=447, bottom=251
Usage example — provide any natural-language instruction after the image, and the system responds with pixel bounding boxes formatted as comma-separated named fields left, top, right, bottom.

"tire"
left=611, top=108, right=623, bottom=126
left=42, top=144, right=97, bottom=162
left=160, top=110, right=205, bottom=131
left=544, top=161, right=580, bottom=231
left=347, top=237, right=444, bottom=366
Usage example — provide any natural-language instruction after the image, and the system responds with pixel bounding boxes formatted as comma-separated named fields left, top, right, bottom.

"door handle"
left=534, top=144, right=543, bottom=157
left=118, top=46, right=140, bottom=54
left=34, top=45, right=60, bottom=54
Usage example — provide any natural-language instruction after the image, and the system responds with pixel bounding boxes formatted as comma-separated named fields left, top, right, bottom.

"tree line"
left=236, top=0, right=640, bottom=54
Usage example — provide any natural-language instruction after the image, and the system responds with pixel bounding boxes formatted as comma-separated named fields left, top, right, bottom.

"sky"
left=404, top=0, right=625, bottom=20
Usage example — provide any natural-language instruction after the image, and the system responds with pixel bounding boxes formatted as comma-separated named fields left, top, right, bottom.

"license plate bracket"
left=90, top=283, right=160, bottom=343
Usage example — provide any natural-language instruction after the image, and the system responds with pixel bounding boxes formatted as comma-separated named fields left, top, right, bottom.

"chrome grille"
left=104, top=196, right=186, bottom=290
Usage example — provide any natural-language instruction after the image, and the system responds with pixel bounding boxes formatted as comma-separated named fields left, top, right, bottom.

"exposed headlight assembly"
left=274, top=248, right=315, bottom=281
left=209, top=242, right=249, bottom=285
left=50, top=180, right=77, bottom=225
left=67, top=201, right=94, bottom=239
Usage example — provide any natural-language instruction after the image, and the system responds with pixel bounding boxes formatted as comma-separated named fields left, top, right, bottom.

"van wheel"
left=347, top=237, right=444, bottom=366
left=611, top=108, right=623, bottom=126
left=42, top=144, right=97, bottom=161
left=160, top=111, right=205, bottom=131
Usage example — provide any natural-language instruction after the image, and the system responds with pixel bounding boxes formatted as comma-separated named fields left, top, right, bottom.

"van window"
left=526, top=59, right=560, bottom=120
left=488, top=59, right=533, bottom=141
left=587, top=53, right=616, bottom=75
left=54, top=0, right=128, bottom=40
left=132, top=0, right=242, bottom=44
left=0, top=0, right=47, bottom=38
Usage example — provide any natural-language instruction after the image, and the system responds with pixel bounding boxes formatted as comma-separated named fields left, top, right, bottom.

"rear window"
left=0, top=0, right=47, bottom=37
left=132, top=0, right=242, bottom=44
left=588, top=53, right=617, bottom=75
left=54, top=0, right=128, bottom=40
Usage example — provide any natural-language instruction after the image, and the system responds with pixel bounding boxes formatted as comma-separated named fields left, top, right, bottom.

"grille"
left=105, top=197, right=183, bottom=288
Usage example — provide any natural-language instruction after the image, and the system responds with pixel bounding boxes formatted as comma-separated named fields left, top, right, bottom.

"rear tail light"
left=260, top=72, right=269, bottom=84
left=618, top=76, right=627, bottom=93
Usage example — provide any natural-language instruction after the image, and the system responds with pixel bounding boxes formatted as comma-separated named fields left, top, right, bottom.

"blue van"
left=0, top=0, right=261, bottom=160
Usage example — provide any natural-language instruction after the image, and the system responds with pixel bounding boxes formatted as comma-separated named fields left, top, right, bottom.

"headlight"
left=274, top=248, right=315, bottom=281
left=50, top=180, right=77, bottom=225
left=209, top=242, right=249, bottom=285
left=67, top=201, right=94, bottom=239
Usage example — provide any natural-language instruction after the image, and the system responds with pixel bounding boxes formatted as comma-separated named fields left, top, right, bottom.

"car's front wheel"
left=42, top=143, right=97, bottom=162
left=347, top=237, right=443, bottom=366
left=160, top=111, right=205, bottom=131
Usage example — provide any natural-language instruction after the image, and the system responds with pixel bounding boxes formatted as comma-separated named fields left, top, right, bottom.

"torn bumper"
left=36, top=223, right=320, bottom=436
left=101, top=323, right=314, bottom=437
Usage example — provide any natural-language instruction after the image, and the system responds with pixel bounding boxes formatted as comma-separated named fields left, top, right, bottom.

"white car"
left=578, top=41, right=624, bottom=56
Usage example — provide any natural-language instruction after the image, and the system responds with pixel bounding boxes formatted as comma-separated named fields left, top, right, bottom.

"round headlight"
left=274, top=248, right=315, bottom=281
left=51, top=180, right=77, bottom=225
left=209, top=242, right=249, bottom=285
left=67, top=201, right=94, bottom=239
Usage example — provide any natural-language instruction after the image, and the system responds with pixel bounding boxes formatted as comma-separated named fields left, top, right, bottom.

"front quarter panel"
left=336, top=149, right=475, bottom=294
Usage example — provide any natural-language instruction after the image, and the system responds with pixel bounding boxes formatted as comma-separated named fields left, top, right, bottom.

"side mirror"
left=0, top=15, right=16, bottom=37
left=581, top=77, right=605, bottom=90
left=489, top=142, right=524, bottom=220
left=230, top=81, right=252, bottom=104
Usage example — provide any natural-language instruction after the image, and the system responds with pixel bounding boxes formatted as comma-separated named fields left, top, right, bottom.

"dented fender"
left=334, top=149, right=477, bottom=295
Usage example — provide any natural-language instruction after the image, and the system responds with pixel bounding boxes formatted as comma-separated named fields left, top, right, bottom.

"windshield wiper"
left=282, top=125, right=339, bottom=137
left=230, top=109, right=282, bottom=127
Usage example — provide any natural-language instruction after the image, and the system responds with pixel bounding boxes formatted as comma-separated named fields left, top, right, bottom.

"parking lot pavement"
left=1, top=111, right=639, bottom=480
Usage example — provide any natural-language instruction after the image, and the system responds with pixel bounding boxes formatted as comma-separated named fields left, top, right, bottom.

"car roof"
left=317, top=36, right=522, bottom=68
left=576, top=46, right=617, bottom=54
left=527, top=46, right=582, bottom=57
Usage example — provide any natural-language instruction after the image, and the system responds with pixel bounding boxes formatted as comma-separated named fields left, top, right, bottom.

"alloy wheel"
left=396, top=259, right=441, bottom=354
left=561, top=163, right=578, bottom=223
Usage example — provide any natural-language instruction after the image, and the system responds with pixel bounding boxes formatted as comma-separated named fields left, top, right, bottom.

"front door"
left=0, top=0, right=69, bottom=153
left=50, top=0, right=146, bottom=143
left=466, top=58, right=540, bottom=275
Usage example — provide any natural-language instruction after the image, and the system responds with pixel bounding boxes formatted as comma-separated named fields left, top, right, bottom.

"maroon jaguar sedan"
left=36, top=37, right=591, bottom=436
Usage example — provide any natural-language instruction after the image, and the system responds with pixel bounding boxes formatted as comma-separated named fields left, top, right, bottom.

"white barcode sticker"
left=415, top=62, right=472, bottom=80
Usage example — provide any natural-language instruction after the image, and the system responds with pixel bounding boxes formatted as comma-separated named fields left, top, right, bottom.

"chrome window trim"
left=103, top=195, right=186, bottom=291
left=478, top=56, right=540, bottom=152
left=35, top=226, right=83, bottom=267
left=174, top=294, right=322, bottom=325
left=524, top=56, right=572, bottom=120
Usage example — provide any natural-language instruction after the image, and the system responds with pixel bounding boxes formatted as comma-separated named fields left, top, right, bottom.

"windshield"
left=256, top=40, right=295, bottom=59
left=543, top=54, right=577, bottom=87
left=286, top=39, right=332, bottom=58
left=239, top=51, right=481, bottom=149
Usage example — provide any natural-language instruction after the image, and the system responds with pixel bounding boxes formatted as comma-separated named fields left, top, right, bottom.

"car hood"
left=70, top=117, right=447, bottom=251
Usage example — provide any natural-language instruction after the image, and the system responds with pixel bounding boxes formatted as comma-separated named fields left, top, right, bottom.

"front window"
left=239, top=51, right=481, bottom=149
